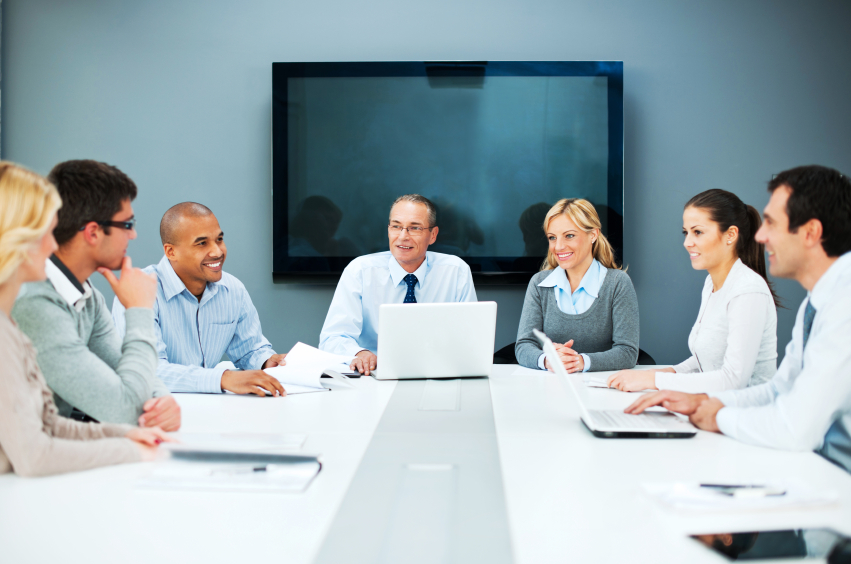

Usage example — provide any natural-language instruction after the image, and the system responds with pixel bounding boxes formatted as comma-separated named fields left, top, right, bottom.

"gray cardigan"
left=515, top=268, right=639, bottom=371
left=12, top=281, right=167, bottom=424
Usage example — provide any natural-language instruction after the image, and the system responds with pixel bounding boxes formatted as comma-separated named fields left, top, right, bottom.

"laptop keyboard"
left=589, top=410, right=685, bottom=430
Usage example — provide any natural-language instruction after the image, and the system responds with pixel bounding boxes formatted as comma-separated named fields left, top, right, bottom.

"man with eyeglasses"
left=13, top=160, right=181, bottom=431
left=319, top=194, right=477, bottom=375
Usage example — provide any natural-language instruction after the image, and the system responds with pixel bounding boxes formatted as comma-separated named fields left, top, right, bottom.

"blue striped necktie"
left=802, top=299, right=816, bottom=366
left=403, top=273, right=418, bottom=303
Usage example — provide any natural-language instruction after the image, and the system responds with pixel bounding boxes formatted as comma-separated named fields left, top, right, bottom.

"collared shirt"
left=712, top=252, right=851, bottom=473
left=112, top=256, right=276, bottom=394
left=534, top=259, right=607, bottom=372
left=46, top=256, right=93, bottom=311
left=319, top=251, right=477, bottom=357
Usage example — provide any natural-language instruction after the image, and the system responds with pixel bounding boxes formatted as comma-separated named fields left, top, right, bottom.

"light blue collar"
left=389, top=252, right=431, bottom=287
left=538, top=258, right=604, bottom=298
left=157, top=255, right=227, bottom=303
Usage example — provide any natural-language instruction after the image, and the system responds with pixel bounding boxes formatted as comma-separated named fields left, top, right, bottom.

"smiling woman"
left=515, top=198, right=639, bottom=374
left=608, top=189, right=779, bottom=394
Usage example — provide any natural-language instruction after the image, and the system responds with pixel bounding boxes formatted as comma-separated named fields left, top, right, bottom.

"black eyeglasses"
left=78, top=218, right=137, bottom=231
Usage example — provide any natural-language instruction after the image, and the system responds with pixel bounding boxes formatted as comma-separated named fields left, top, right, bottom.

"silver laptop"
left=534, top=329, right=696, bottom=438
left=372, top=302, right=497, bottom=380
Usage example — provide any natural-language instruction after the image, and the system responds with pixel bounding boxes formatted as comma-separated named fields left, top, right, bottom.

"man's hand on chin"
left=689, top=397, right=724, bottom=433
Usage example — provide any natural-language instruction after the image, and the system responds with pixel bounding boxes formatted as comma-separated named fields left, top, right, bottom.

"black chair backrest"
left=493, top=341, right=657, bottom=367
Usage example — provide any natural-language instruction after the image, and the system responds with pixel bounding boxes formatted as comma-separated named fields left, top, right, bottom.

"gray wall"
left=4, top=0, right=851, bottom=363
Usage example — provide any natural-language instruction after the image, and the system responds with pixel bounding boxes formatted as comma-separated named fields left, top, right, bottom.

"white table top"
left=1, top=366, right=849, bottom=563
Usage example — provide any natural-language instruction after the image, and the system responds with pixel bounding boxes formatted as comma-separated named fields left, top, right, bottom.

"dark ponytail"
left=685, top=189, right=780, bottom=307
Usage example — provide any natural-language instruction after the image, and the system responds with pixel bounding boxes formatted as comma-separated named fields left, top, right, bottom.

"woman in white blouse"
left=608, top=189, right=778, bottom=393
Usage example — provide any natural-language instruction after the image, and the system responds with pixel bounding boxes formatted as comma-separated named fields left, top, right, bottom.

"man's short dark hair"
left=48, top=160, right=138, bottom=246
left=160, top=202, right=215, bottom=245
left=768, top=165, right=851, bottom=257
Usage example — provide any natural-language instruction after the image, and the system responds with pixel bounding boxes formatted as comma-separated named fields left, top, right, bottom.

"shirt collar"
left=45, top=256, right=92, bottom=311
left=808, top=251, right=851, bottom=311
left=389, top=252, right=431, bottom=287
left=157, top=255, right=227, bottom=302
left=537, top=258, right=603, bottom=298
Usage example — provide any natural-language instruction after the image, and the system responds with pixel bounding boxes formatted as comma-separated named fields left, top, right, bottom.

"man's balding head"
left=160, top=202, right=214, bottom=245
left=160, top=202, right=226, bottom=297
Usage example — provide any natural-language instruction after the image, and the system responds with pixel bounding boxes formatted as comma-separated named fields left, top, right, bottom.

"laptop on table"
left=371, top=302, right=497, bottom=380
left=534, top=329, right=696, bottom=439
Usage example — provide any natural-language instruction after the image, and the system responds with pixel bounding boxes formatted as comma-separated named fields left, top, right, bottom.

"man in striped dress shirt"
left=113, top=203, right=287, bottom=396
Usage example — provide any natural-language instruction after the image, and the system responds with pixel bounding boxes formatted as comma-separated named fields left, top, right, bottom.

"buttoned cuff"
left=202, top=366, right=229, bottom=394
left=708, top=390, right=738, bottom=407
left=581, top=354, right=591, bottom=372
left=715, top=407, right=736, bottom=438
left=537, top=353, right=547, bottom=370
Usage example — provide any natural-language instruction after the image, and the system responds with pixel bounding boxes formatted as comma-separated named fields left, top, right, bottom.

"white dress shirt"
left=656, top=259, right=777, bottom=392
left=534, top=259, right=607, bottom=372
left=711, top=252, right=851, bottom=473
left=319, top=251, right=477, bottom=357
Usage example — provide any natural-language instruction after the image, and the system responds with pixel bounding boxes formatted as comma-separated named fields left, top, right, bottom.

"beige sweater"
left=0, top=312, right=141, bottom=477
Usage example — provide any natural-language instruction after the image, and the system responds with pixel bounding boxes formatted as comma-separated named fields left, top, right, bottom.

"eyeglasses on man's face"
left=79, top=218, right=137, bottom=231
left=388, top=224, right=432, bottom=235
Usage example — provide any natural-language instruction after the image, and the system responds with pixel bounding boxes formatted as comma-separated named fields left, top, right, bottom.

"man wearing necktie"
left=626, top=165, right=851, bottom=474
left=319, top=194, right=477, bottom=375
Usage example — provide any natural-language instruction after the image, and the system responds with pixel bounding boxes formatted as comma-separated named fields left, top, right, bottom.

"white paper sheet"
left=642, top=482, right=839, bottom=513
left=264, top=343, right=356, bottom=391
left=510, top=366, right=547, bottom=377
left=165, top=432, right=307, bottom=453
left=139, top=456, right=321, bottom=493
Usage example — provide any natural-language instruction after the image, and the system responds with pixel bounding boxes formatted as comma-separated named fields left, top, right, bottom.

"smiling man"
left=319, top=194, right=477, bottom=374
left=12, top=160, right=180, bottom=431
left=626, top=165, right=851, bottom=474
left=112, top=203, right=287, bottom=396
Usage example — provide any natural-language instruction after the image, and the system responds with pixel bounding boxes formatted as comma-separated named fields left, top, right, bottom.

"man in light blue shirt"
left=319, top=194, right=477, bottom=375
left=535, top=257, right=606, bottom=372
left=627, top=165, right=851, bottom=474
left=113, top=203, right=287, bottom=396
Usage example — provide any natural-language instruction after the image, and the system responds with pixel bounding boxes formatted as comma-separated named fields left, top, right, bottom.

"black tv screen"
left=272, top=61, right=623, bottom=280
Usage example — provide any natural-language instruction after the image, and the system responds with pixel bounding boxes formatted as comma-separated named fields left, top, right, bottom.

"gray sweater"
left=12, top=281, right=167, bottom=425
left=515, top=268, right=640, bottom=371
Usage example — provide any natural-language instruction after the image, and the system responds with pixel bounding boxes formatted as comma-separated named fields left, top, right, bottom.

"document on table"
left=165, top=432, right=306, bottom=453
left=510, top=366, right=546, bottom=377
left=139, top=450, right=322, bottom=493
left=642, top=482, right=839, bottom=513
left=584, top=374, right=612, bottom=388
left=264, top=342, right=356, bottom=393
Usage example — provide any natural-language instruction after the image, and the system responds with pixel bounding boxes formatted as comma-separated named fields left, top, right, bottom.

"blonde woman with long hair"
left=515, top=198, right=639, bottom=372
left=0, top=162, right=170, bottom=476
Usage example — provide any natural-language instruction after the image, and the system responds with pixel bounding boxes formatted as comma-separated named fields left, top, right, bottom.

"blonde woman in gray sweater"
left=515, top=198, right=639, bottom=373
left=608, top=189, right=778, bottom=393
left=0, top=162, right=170, bottom=477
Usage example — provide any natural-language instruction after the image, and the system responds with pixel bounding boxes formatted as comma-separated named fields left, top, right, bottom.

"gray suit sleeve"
left=585, top=274, right=639, bottom=371
left=13, top=295, right=160, bottom=424
left=515, top=277, right=546, bottom=369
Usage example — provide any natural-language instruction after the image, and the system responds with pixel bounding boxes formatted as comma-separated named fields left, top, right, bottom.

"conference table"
left=2, top=365, right=850, bottom=563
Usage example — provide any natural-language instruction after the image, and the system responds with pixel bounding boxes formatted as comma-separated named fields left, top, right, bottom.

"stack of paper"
left=642, top=482, right=839, bottom=513
left=139, top=448, right=322, bottom=493
left=165, top=432, right=306, bottom=453
left=264, top=342, right=356, bottom=394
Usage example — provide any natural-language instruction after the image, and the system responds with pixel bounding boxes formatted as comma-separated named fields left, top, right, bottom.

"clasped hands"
left=624, top=390, right=724, bottom=432
left=544, top=339, right=585, bottom=373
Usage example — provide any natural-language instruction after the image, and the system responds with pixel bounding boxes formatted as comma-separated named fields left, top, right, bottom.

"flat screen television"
left=272, top=61, right=623, bottom=282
